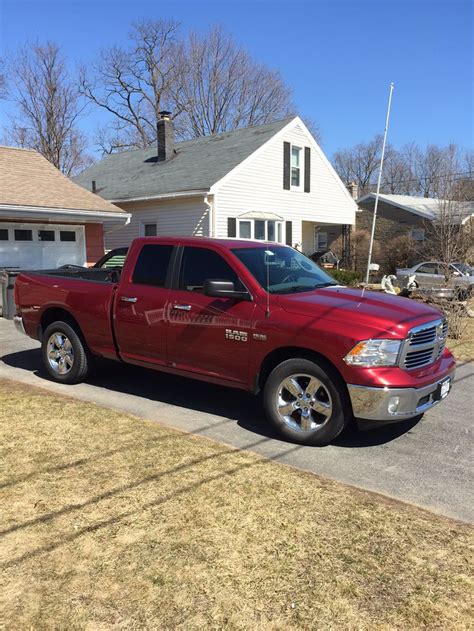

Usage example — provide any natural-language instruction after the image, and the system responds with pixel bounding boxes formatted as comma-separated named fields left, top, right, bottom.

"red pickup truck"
left=14, top=237, right=455, bottom=445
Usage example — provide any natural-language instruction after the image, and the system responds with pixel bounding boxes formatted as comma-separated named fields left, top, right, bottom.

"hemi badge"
left=253, top=333, right=267, bottom=341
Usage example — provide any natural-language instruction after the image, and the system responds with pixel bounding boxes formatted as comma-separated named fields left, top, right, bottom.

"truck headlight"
left=343, top=339, right=402, bottom=367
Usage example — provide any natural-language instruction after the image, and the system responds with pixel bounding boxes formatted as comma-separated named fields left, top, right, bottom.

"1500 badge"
left=225, top=329, right=248, bottom=342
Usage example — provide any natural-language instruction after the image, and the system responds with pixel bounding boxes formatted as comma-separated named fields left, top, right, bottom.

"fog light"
left=388, top=396, right=400, bottom=414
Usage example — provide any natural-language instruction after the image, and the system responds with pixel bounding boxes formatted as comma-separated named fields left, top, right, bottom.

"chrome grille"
left=399, top=318, right=448, bottom=371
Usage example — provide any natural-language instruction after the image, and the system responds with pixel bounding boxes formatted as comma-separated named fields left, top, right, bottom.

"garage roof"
left=358, top=193, right=474, bottom=224
left=0, top=146, right=125, bottom=213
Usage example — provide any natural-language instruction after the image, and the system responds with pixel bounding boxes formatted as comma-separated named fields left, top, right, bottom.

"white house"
left=74, top=114, right=356, bottom=255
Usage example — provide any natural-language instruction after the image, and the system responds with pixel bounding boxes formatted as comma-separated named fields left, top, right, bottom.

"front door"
left=167, top=245, right=255, bottom=385
left=114, top=242, right=175, bottom=366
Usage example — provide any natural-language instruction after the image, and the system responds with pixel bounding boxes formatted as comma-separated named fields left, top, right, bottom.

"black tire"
left=263, top=358, right=350, bottom=446
left=41, top=321, right=90, bottom=384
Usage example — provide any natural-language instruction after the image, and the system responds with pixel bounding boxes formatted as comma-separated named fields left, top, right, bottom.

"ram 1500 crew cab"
left=14, top=237, right=455, bottom=445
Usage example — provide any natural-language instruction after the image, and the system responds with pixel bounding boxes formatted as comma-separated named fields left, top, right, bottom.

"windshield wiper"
left=313, top=282, right=338, bottom=288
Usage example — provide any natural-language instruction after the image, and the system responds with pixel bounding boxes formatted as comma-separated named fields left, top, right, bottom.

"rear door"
left=166, top=245, right=256, bottom=385
left=113, top=242, right=175, bottom=366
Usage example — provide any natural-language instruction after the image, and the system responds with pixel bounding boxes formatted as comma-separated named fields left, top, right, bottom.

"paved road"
left=1, top=317, right=472, bottom=523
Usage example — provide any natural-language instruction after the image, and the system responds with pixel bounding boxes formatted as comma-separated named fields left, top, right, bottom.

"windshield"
left=232, top=246, right=338, bottom=294
left=453, top=263, right=473, bottom=276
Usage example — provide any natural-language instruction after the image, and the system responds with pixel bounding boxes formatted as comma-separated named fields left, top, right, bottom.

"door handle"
left=173, top=304, right=192, bottom=311
left=120, top=296, right=138, bottom=303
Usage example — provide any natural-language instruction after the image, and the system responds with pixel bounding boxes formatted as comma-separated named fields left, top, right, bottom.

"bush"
left=380, top=235, right=421, bottom=274
left=328, top=268, right=362, bottom=286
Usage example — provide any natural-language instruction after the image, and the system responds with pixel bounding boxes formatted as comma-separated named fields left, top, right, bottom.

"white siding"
left=105, top=197, right=209, bottom=249
left=214, top=121, right=355, bottom=250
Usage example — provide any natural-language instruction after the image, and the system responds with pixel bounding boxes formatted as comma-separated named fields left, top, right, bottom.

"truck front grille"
left=400, top=319, right=448, bottom=371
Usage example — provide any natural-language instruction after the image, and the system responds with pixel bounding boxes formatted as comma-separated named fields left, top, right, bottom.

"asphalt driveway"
left=1, top=317, right=472, bottom=523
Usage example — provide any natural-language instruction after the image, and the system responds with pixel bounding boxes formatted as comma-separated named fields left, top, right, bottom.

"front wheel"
left=41, top=321, right=90, bottom=384
left=263, top=358, right=350, bottom=446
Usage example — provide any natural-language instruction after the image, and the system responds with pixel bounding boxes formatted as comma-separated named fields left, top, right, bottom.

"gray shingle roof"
left=74, top=118, right=294, bottom=201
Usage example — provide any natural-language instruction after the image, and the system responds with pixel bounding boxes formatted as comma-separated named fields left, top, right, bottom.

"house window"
left=238, top=221, right=252, bottom=239
left=0, top=229, right=8, bottom=240
left=144, top=223, right=157, bottom=237
left=314, top=229, right=328, bottom=252
left=237, top=219, right=284, bottom=243
left=38, top=230, right=55, bottom=241
left=14, top=229, right=33, bottom=241
left=291, top=146, right=302, bottom=188
left=410, top=228, right=425, bottom=242
left=60, top=231, right=76, bottom=242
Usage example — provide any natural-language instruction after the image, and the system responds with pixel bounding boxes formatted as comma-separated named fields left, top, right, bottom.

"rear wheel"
left=41, top=321, right=90, bottom=384
left=263, top=358, right=350, bottom=446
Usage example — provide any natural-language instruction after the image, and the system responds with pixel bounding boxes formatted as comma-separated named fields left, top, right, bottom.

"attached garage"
left=0, top=222, right=86, bottom=269
left=0, top=146, right=130, bottom=271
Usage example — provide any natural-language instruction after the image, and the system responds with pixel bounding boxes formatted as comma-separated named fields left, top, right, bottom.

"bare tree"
left=332, top=136, right=383, bottom=196
left=4, top=42, right=90, bottom=175
left=80, top=19, right=183, bottom=152
left=423, top=149, right=473, bottom=266
left=173, top=26, right=294, bottom=138
left=0, top=58, right=6, bottom=100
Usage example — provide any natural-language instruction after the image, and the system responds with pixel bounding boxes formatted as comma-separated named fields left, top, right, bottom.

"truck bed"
left=28, top=266, right=121, bottom=283
left=14, top=268, right=119, bottom=359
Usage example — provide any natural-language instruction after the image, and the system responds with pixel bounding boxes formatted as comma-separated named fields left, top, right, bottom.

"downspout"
left=204, top=194, right=216, bottom=238
left=103, top=215, right=131, bottom=234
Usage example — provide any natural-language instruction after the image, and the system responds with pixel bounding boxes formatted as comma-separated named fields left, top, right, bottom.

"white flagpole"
left=365, top=82, right=395, bottom=284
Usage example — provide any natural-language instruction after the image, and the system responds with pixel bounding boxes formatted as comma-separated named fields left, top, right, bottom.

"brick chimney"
left=346, top=181, right=358, bottom=200
left=157, top=111, right=174, bottom=161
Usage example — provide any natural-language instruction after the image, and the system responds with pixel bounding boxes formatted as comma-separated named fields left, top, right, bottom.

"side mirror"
left=453, top=271, right=461, bottom=277
left=203, top=279, right=251, bottom=301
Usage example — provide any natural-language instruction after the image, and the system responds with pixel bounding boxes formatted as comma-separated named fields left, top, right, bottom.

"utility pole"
left=365, top=82, right=395, bottom=284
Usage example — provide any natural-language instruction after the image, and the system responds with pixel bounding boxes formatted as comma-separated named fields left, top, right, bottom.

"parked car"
left=396, top=261, right=474, bottom=299
left=14, top=237, right=455, bottom=446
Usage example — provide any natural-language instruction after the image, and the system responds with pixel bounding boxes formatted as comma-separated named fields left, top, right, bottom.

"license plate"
left=438, top=378, right=451, bottom=400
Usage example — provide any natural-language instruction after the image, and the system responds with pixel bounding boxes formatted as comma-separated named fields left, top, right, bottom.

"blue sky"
left=0, top=0, right=472, bottom=157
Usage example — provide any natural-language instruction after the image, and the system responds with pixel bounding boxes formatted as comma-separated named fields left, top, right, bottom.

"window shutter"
left=304, top=147, right=311, bottom=193
left=285, top=221, right=292, bottom=246
left=283, top=141, right=291, bottom=190
left=227, top=217, right=237, bottom=237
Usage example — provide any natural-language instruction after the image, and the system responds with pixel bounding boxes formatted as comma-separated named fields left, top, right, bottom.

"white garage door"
left=0, top=223, right=86, bottom=269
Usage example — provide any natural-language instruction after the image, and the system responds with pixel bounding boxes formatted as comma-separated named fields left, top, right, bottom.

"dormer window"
left=291, top=146, right=302, bottom=188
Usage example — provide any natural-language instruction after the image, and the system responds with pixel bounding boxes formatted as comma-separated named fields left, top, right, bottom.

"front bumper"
left=14, top=315, right=26, bottom=336
left=348, top=372, right=455, bottom=422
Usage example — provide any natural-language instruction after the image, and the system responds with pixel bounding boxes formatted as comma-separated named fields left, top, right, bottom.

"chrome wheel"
left=46, top=333, right=74, bottom=375
left=276, top=373, right=333, bottom=433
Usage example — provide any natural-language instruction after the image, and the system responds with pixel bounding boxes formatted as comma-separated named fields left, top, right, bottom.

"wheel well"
left=39, top=308, right=83, bottom=342
left=256, top=346, right=345, bottom=393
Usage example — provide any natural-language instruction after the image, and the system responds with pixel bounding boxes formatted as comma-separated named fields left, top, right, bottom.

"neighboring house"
left=74, top=114, right=357, bottom=255
left=357, top=193, right=474, bottom=244
left=0, top=146, right=130, bottom=269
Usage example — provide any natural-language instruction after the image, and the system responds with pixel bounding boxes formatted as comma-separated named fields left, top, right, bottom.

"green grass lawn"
left=1, top=379, right=473, bottom=629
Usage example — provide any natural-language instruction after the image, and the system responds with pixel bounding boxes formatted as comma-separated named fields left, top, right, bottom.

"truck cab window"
left=179, top=247, right=240, bottom=293
left=132, top=244, right=173, bottom=286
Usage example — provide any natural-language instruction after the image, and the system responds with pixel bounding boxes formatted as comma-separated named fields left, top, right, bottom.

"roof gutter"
left=109, top=189, right=210, bottom=204
left=0, top=204, right=130, bottom=224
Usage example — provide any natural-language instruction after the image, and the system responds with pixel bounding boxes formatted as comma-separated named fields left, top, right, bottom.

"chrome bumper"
left=348, top=373, right=454, bottom=422
left=14, top=315, right=26, bottom=336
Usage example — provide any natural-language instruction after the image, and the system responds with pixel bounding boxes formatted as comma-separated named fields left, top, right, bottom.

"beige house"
left=0, top=146, right=129, bottom=269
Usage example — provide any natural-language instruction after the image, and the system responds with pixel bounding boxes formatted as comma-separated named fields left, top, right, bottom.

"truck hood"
left=277, top=286, right=443, bottom=338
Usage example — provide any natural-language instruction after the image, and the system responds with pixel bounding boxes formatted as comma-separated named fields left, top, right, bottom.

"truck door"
left=166, top=245, right=255, bottom=385
left=113, top=243, right=175, bottom=366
